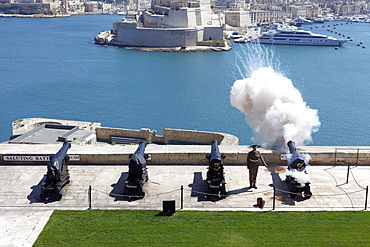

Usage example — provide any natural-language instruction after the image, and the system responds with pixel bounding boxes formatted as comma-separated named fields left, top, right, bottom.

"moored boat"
left=253, top=24, right=348, bottom=46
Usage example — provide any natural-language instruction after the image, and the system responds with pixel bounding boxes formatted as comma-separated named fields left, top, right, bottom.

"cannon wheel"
left=285, top=178, right=296, bottom=198
left=304, top=189, right=312, bottom=199
left=289, top=188, right=297, bottom=198
left=123, top=187, right=128, bottom=196
left=220, top=185, right=228, bottom=199
left=40, top=193, right=47, bottom=201
left=55, top=193, right=62, bottom=201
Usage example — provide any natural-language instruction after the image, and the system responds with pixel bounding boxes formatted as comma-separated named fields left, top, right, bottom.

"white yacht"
left=293, top=17, right=312, bottom=25
left=253, top=24, right=348, bottom=46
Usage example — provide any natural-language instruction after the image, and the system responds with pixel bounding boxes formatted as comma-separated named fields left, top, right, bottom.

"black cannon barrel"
left=207, top=140, right=225, bottom=163
left=50, top=141, right=71, bottom=164
left=286, top=140, right=306, bottom=170
left=128, top=141, right=149, bottom=163
left=287, top=140, right=299, bottom=156
left=133, top=141, right=147, bottom=156
left=41, top=141, right=71, bottom=201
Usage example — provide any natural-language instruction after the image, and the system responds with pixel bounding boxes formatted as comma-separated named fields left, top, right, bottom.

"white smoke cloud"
left=230, top=66, right=320, bottom=149
left=286, top=153, right=312, bottom=166
left=286, top=169, right=310, bottom=184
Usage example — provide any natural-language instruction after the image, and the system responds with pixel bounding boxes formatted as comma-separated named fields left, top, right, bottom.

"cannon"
left=285, top=140, right=312, bottom=199
left=123, top=141, right=150, bottom=198
left=205, top=140, right=227, bottom=198
left=40, top=141, right=71, bottom=201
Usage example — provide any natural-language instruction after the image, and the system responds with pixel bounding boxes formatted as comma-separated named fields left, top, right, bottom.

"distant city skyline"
left=1, top=0, right=369, bottom=18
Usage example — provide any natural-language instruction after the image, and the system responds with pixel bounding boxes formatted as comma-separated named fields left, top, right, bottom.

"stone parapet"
left=96, top=127, right=157, bottom=143
left=1, top=144, right=370, bottom=166
left=95, top=127, right=238, bottom=145
left=11, top=118, right=100, bottom=139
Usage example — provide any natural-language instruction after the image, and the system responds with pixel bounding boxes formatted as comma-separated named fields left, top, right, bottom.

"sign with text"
left=3, top=155, right=80, bottom=162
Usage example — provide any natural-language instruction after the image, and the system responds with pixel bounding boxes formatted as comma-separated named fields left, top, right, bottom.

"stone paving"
left=0, top=163, right=369, bottom=246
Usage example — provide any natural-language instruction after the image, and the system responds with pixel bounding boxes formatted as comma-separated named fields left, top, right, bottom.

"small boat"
left=230, top=31, right=242, bottom=39
left=292, top=17, right=312, bottom=25
left=234, top=37, right=250, bottom=43
left=313, top=18, right=325, bottom=23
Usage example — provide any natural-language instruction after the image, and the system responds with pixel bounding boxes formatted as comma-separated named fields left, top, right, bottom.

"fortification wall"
left=203, top=26, right=224, bottom=41
left=95, top=127, right=238, bottom=145
left=166, top=8, right=197, bottom=28
left=1, top=144, right=370, bottom=166
left=115, top=22, right=200, bottom=47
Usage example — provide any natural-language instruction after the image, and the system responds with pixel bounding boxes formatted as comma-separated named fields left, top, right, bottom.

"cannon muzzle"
left=287, top=140, right=299, bottom=156
left=286, top=140, right=306, bottom=170
left=129, top=141, right=149, bottom=159
left=128, top=141, right=149, bottom=172
left=134, top=141, right=146, bottom=155
left=50, top=142, right=71, bottom=165
left=206, top=140, right=226, bottom=164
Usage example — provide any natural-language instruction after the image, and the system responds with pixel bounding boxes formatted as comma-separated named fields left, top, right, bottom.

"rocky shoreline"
left=124, top=44, right=232, bottom=52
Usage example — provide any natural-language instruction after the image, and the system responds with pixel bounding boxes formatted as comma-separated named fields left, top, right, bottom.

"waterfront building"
left=333, top=3, right=362, bottom=16
left=305, top=5, right=321, bottom=18
left=249, top=9, right=284, bottom=25
left=98, top=0, right=226, bottom=48
left=64, top=0, right=88, bottom=14
left=288, top=5, right=308, bottom=18
left=224, top=11, right=252, bottom=27
left=85, top=1, right=101, bottom=13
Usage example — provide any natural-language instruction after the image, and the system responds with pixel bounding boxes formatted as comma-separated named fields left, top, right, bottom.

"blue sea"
left=0, top=15, right=369, bottom=146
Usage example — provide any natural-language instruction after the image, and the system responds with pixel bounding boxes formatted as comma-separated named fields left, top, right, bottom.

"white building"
left=224, top=11, right=252, bottom=27
left=111, top=0, right=225, bottom=47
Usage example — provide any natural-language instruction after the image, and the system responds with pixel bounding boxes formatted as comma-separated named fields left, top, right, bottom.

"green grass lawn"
left=34, top=210, right=370, bottom=246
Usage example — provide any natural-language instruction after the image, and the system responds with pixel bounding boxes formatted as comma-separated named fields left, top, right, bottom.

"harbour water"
left=0, top=15, right=369, bottom=146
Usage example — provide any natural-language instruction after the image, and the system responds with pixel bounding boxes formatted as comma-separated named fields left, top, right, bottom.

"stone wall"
left=224, top=11, right=252, bottom=27
left=143, top=8, right=196, bottom=28
left=96, top=127, right=157, bottom=143
left=2, top=144, right=370, bottom=165
left=203, top=26, right=224, bottom=41
left=114, top=22, right=200, bottom=47
left=95, top=127, right=239, bottom=145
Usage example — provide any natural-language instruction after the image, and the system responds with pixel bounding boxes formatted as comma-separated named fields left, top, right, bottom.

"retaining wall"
left=1, top=144, right=370, bottom=166
left=114, top=22, right=200, bottom=47
left=95, top=127, right=238, bottom=145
